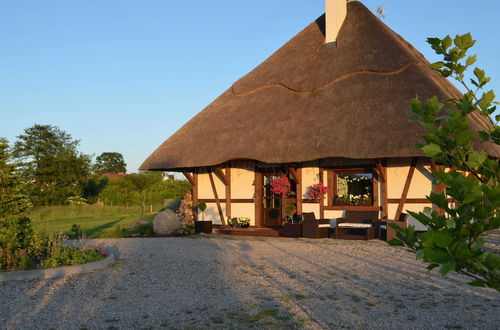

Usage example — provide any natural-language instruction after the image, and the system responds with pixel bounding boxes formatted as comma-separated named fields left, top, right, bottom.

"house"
left=140, top=1, right=499, bottom=229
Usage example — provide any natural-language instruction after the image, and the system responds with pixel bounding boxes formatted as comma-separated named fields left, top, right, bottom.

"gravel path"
left=0, top=235, right=498, bottom=329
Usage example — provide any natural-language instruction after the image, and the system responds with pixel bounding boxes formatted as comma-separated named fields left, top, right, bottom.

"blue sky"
left=1, top=0, right=499, bottom=173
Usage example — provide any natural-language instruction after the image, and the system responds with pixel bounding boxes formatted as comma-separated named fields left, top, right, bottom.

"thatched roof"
left=141, top=1, right=499, bottom=171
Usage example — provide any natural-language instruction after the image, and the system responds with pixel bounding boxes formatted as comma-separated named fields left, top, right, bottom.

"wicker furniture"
left=335, top=211, right=380, bottom=240
left=302, top=212, right=330, bottom=238
left=381, top=213, right=409, bottom=241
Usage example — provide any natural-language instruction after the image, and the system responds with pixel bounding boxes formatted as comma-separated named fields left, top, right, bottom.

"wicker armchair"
left=335, top=210, right=381, bottom=240
left=382, top=213, right=409, bottom=241
left=302, top=212, right=330, bottom=238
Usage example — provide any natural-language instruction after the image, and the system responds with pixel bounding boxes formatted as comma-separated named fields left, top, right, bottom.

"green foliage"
left=390, top=34, right=500, bottom=290
left=97, top=172, right=191, bottom=207
left=68, top=224, right=84, bottom=239
left=0, top=138, right=36, bottom=270
left=13, top=124, right=91, bottom=206
left=82, top=175, right=108, bottom=203
left=94, top=152, right=127, bottom=174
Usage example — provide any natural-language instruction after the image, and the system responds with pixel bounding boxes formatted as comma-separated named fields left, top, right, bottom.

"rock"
left=153, top=209, right=182, bottom=235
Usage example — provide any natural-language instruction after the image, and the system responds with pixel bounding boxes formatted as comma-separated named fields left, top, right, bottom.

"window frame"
left=326, top=168, right=379, bottom=210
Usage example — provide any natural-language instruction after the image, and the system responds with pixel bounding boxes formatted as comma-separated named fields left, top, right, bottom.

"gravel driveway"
left=1, top=235, right=499, bottom=329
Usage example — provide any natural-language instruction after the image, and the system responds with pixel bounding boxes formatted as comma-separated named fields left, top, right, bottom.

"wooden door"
left=263, top=174, right=282, bottom=227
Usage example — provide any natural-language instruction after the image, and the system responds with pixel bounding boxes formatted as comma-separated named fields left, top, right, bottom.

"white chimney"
left=325, top=0, right=347, bottom=45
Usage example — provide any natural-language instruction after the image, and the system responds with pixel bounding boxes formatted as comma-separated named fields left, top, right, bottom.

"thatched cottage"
left=140, top=1, right=499, bottom=230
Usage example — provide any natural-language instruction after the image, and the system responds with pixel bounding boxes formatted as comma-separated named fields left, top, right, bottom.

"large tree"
left=94, top=152, right=127, bottom=174
left=0, top=138, right=34, bottom=269
left=13, top=124, right=91, bottom=205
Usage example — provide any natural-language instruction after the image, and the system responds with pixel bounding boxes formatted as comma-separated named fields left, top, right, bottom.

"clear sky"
left=1, top=0, right=499, bottom=173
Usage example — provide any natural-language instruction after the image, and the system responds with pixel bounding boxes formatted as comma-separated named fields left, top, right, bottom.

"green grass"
left=29, top=200, right=179, bottom=238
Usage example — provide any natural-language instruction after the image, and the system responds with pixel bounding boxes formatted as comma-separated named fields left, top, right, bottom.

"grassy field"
left=29, top=200, right=180, bottom=238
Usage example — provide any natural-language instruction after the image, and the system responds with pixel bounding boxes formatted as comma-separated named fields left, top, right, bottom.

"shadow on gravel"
left=1, top=236, right=499, bottom=329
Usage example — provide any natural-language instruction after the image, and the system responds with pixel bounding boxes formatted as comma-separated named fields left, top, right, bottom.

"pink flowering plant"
left=270, top=177, right=291, bottom=196
left=305, top=183, right=329, bottom=201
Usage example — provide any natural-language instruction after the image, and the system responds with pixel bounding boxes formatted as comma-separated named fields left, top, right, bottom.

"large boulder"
left=153, top=209, right=182, bottom=235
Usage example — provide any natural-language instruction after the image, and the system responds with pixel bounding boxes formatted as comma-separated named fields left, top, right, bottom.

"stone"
left=153, top=209, right=182, bottom=235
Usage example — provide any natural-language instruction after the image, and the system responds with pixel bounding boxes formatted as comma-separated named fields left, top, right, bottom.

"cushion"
left=318, top=224, right=330, bottom=228
left=338, top=223, right=372, bottom=228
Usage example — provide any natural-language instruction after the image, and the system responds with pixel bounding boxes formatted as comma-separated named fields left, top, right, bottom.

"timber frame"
left=185, top=156, right=443, bottom=229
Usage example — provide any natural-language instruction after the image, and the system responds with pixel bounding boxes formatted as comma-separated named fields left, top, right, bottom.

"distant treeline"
left=2, top=124, right=191, bottom=207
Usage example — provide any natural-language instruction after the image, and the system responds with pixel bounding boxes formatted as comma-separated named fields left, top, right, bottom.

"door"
left=263, top=173, right=282, bottom=227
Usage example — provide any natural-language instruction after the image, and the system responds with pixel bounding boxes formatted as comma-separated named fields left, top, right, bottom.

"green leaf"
left=466, top=151, right=488, bottom=169
left=421, top=143, right=442, bottom=157
left=433, top=231, right=454, bottom=248
left=388, top=239, right=404, bottom=246
left=442, top=36, right=452, bottom=50
left=479, top=90, right=496, bottom=110
left=468, top=279, right=487, bottom=287
left=423, top=248, right=450, bottom=263
left=465, top=55, right=477, bottom=66
left=430, top=61, right=444, bottom=70
left=440, top=262, right=456, bottom=276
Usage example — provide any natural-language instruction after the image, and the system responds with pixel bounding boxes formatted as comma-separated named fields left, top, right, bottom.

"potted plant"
left=194, top=202, right=212, bottom=233
left=228, top=217, right=239, bottom=228
left=334, top=195, right=351, bottom=206
left=238, top=217, right=251, bottom=228
left=282, top=204, right=302, bottom=237
left=305, top=183, right=329, bottom=202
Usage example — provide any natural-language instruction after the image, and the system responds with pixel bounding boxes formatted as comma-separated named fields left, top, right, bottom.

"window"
left=331, top=171, right=374, bottom=206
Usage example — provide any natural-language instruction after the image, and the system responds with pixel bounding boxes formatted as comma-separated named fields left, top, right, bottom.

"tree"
left=94, top=152, right=127, bottom=174
left=13, top=124, right=91, bottom=205
left=0, top=138, right=35, bottom=270
left=389, top=34, right=500, bottom=290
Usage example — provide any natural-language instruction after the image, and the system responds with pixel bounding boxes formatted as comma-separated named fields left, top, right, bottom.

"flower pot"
left=195, top=221, right=213, bottom=234
left=239, top=223, right=250, bottom=228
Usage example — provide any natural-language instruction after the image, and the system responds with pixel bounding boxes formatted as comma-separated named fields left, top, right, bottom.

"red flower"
left=305, top=183, right=329, bottom=200
left=270, top=177, right=291, bottom=196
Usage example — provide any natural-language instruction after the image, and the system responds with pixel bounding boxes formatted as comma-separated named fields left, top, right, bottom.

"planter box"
left=334, top=201, right=351, bottom=206
left=281, top=222, right=303, bottom=237
left=195, top=221, right=213, bottom=234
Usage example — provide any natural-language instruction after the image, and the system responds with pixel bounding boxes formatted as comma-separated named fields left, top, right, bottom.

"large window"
left=331, top=171, right=374, bottom=206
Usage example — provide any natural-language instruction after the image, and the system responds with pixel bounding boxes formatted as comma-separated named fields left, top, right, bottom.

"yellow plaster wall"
left=201, top=202, right=227, bottom=225
left=231, top=203, right=256, bottom=225
left=302, top=203, right=320, bottom=218
left=386, top=161, right=432, bottom=199
left=198, top=173, right=226, bottom=199
left=324, top=210, right=344, bottom=219
left=231, top=167, right=255, bottom=199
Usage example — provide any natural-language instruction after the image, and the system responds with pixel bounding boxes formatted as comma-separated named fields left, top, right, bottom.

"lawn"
left=29, top=200, right=180, bottom=238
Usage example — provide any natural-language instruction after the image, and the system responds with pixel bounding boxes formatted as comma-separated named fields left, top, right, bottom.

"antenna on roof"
left=375, top=5, right=386, bottom=19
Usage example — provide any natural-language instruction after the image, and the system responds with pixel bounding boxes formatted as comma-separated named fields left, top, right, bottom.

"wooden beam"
left=296, top=168, right=302, bottom=215
left=183, top=172, right=195, bottom=186
left=214, top=167, right=229, bottom=186
left=381, top=159, right=388, bottom=218
left=208, top=171, right=225, bottom=225
left=430, top=163, right=446, bottom=215
left=225, top=167, right=231, bottom=219
left=198, top=198, right=254, bottom=203
left=388, top=198, right=433, bottom=204
left=192, top=173, right=198, bottom=221
left=375, top=160, right=386, bottom=183
left=395, top=157, right=418, bottom=221
left=255, top=171, right=263, bottom=227
left=319, top=167, right=325, bottom=219
left=288, top=167, right=300, bottom=184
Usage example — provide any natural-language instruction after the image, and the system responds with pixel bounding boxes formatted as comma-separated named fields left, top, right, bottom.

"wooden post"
left=225, top=167, right=231, bottom=219
left=296, top=168, right=302, bottom=215
left=319, top=167, right=325, bottom=219
left=208, top=171, right=225, bottom=225
left=395, top=157, right=418, bottom=221
left=376, top=159, right=389, bottom=219
left=430, top=163, right=446, bottom=216
left=255, top=171, right=263, bottom=227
